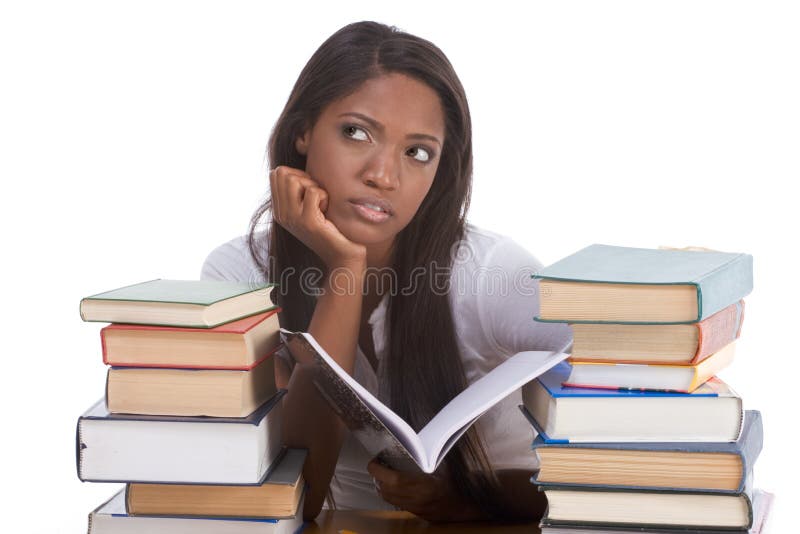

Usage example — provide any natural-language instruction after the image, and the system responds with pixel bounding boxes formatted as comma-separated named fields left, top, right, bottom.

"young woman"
left=201, top=21, right=571, bottom=522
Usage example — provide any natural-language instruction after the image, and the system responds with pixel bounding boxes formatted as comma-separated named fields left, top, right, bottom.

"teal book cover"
left=533, top=244, right=753, bottom=324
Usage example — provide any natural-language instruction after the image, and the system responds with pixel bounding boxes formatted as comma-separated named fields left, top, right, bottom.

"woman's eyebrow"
left=338, top=112, right=442, bottom=147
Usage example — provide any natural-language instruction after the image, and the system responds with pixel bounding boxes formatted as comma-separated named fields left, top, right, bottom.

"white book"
left=76, top=391, right=284, bottom=484
left=280, top=329, right=568, bottom=473
left=88, top=489, right=306, bottom=534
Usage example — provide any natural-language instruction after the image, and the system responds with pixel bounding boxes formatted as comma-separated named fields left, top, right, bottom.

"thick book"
left=80, top=279, right=277, bottom=328
left=88, top=489, right=306, bottom=534
left=539, top=484, right=755, bottom=531
left=106, top=353, right=276, bottom=417
left=280, top=328, right=568, bottom=473
left=527, top=409, right=762, bottom=492
left=521, top=362, right=743, bottom=442
left=539, top=489, right=773, bottom=534
left=101, top=309, right=282, bottom=369
left=570, top=301, right=745, bottom=364
left=563, top=341, right=735, bottom=393
left=76, top=391, right=284, bottom=484
left=533, top=245, right=753, bottom=324
left=126, top=449, right=306, bottom=518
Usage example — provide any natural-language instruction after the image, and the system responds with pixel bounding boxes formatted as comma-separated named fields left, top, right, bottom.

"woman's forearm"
left=281, top=259, right=367, bottom=520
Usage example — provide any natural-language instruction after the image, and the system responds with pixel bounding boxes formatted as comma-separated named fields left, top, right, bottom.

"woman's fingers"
left=269, top=165, right=366, bottom=269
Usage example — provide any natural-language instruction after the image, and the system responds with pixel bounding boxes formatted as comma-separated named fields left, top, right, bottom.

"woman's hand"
left=367, top=458, right=486, bottom=522
left=270, top=165, right=366, bottom=269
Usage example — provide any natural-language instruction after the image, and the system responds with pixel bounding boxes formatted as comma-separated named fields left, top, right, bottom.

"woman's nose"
left=362, top=148, right=400, bottom=190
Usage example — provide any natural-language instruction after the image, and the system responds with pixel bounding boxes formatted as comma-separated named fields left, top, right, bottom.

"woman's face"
left=295, top=73, right=445, bottom=256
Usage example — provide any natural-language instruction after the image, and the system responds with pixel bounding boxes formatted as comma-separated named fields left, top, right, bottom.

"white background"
left=1, top=1, right=798, bottom=532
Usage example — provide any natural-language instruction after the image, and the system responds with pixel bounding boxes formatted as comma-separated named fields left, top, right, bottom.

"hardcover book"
left=539, top=485, right=755, bottom=531
left=105, top=353, right=276, bottom=417
left=533, top=244, right=753, bottom=324
left=539, top=488, right=772, bottom=533
left=563, top=341, right=735, bottom=393
left=521, top=362, right=743, bottom=442
left=280, top=328, right=568, bottom=473
left=570, top=300, right=745, bottom=364
left=126, top=448, right=307, bottom=518
left=80, top=279, right=277, bottom=328
left=76, top=391, right=284, bottom=484
left=101, top=309, right=281, bottom=369
left=526, top=409, right=762, bottom=492
left=88, top=489, right=306, bottom=534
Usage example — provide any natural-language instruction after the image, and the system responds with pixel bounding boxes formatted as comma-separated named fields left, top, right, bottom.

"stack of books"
left=75, top=279, right=307, bottom=533
left=520, top=244, right=773, bottom=533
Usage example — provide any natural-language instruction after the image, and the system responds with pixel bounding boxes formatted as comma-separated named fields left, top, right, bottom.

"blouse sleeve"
left=477, top=236, right=573, bottom=356
left=200, top=235, right=266, bottom=285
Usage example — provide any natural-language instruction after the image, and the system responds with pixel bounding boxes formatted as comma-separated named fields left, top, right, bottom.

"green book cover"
left=82, top=279, right=274, bottom=305
left=533, top=244, right=753, bottom=323
left=80, top=279, right=278, bottom=327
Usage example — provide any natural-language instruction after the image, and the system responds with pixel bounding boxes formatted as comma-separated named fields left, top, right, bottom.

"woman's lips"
left=349, top=200, right=392, bottom=223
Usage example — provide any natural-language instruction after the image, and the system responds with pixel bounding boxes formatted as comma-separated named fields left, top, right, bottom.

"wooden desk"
left=304, top=510, right=541, bottom=533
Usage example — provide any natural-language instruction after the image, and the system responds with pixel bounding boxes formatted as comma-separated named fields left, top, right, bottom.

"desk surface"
left=304, top=510, right=541, bottom=533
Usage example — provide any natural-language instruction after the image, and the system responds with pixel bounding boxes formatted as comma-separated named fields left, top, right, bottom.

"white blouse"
left=201, top=223, right=572, bottom=510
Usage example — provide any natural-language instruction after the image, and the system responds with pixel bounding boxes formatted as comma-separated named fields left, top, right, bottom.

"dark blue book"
left=76, top=390, right=285, bottom=484
left=524, top=407, right=762, bottom=494
left=521, top=362, right=744, bottom=443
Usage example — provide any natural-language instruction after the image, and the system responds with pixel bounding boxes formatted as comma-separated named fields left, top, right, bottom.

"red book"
left=569, top=301, right=744, bottom=365
left=101, top=309, right=282, bottom=370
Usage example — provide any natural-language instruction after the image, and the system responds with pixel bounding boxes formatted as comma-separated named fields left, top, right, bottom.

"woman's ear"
left=295, top=130, right=310, bottom=156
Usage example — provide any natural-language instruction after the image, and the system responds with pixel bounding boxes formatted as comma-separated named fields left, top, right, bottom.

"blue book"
left=521, top=362, right=744, bottom=442
left=524, top=407, right=762, bottom=494
left=532, top=244, right=753, bottom=324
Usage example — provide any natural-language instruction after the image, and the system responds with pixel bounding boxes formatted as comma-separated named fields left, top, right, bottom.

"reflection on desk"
left=304, top=510, right=541, bottom=533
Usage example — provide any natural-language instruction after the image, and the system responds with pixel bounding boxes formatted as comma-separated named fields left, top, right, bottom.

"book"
left=126, top=449, right=306, bottom=518
left=563, top=341, right=735, bottom=393
left=76, top=391, right=284, bottom=484
left=538, top=489, right=772, bottom=534
left=528, top=409, right=762, bottom=492
left=80, top=279, right=277, bottom=328
left=106, top=353, right=276, bottom=417
left=88, top=489, right=306, bottom=534
left=101, top=309, right=282, bottom=370
left=279, top=328, right=568, bottom=473
left=570, top=301, right=745, bottom=364
left=533, top=244, right=753, bottom=324
left=539, top=485, right=755, bottom=531
left=522, top=362, right=743, bottom=442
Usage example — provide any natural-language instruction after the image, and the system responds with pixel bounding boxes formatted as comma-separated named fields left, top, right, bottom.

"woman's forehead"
left=323, top=74, right=445, bottom=139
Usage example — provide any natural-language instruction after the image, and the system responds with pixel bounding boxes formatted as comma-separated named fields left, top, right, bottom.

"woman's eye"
left=343, top=125, right=369, bottom=141
left=407, top=146, right=433, bottom=163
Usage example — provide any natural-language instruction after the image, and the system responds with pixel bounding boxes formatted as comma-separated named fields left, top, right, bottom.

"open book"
left=279, top=329, right=568, bottom=473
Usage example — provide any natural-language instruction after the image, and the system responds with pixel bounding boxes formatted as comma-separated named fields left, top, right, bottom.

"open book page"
left=417, top=350, right=569, bottom=471
left=280, top=329, right=568, bottom=473
left=280, top=330, right=424, bottom=472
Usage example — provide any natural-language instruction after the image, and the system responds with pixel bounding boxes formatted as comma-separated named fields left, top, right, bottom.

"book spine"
left=691, top=301, right=745, bottom=364
left=100, top=326, right=109, bottom=365
left=738, top=411, right=764, bottom=493
left=76, top=417, right=85, bottom=482
left=695, top=255, right=753, bottom=321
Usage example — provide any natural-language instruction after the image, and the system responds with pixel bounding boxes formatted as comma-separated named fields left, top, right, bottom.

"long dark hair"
left=248, top=21, right=502, bottom=515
